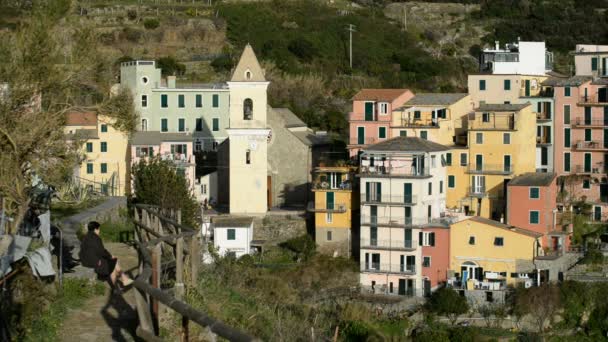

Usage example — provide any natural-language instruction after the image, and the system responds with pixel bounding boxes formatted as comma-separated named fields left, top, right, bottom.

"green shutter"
left=565, top=87, right=571, bottom=97
left=357, top=127, right=365, bottom=144
left=448, top=175, right=455, bottom=188
left=178, top=94, right=185, bottom=108
left=213, top=118, right=219, bottom=131
left=585, top=153, right=592, bottom=172
left=446, top=153, right=452, bottom=165
left=414, top=111, right=421, bottom=119
left=161, top=119, right=168, bottom=132
left=564, top=128, right=570, bottom=147
left=479, top=80, right=486, bottom=91
left=530, top=187, right=539, bottom=199
left=101, top=163, right=107, bottom=174
left=530, top=211, right=539, bottom=224
left=400, top=130, right=407, bottom=137
left=420, top=131, right=427, bottom=140
left=564, top=153, right=571, bottom=172
left=212, top=94, right=219, bottom=108
left=376, top=183, right=381, bottom=199
left=365, top=102, right=374, bottom=121
left=564, top=105, right=570, bottom=124
left=326, top=192, right=334, bottom=210
left=179, top=118, right=185, bottom=132
left=379, top=127, right=386, bottom=139
left=100, top=142, right=107, bottom=152
left=196, top=94, right=202, bottom=107
left=100, top=124, right=107, bottom=133
left=585, top=107, right=592, bottom=124
left=592, top=57, right=598, bottom=71
left=504, top=79, right=511, bottom=90
left=86, top=142, right=93, bottom=153
left=585, top=129, right=592, bottom=142
left=404, top=183, right=412, bottom=204
left=161, top=94, right=168, bottom=107
left=86, top=163, right=93, bottom=174
left=365, top=182, right=370, bottom=202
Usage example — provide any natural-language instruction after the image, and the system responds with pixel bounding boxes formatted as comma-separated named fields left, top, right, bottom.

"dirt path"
left=58, top=242, right=141, bottom=342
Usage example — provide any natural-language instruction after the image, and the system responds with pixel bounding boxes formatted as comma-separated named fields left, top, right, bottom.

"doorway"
left=267, top=175, right=272, bottom=209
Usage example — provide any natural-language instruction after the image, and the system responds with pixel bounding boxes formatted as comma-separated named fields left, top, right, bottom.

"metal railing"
left=572, top=140, right=608, bottom=151
left=467, top=186, right=487, bottom=197
left=578, top=93, right=608, bottom=105
left=161, top=152, right=195, bottom=164
left=467, top=164, right=513, bottom=175
left=311, top=182, right=352, bottom=191
left=395, top=118, right=439, bottom=128
left=307, top=202, right=348, bottom=213
left=572, top=118, right=608, bottom=127
left=571, top=165, right=606, bottom=174
left=361, top=194, right=417, bottom=205
left=360, top=238, right=418, bottom=250
left=361, top=262, right=416, bottom=274
left=360, top=215, right=431, bottom=227
left=536, top=112, right=552, bottom=121
left=468, top=114, right=515, bottom=130
left=536, top=136, right=551, bottom=144
left=359, top=165, right=430, bottom=177
left=132, top=205, right=258, bottom=341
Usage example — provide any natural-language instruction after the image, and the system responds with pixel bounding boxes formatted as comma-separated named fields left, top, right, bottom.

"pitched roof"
left=554, top=75, right=592, bottom=87
left=66, top=129, right=98, bottom=140
left=66, top=111, right=97, bottom=126
left=230, top=44, right=266, bottom=82
left=403, top=93, right=468, bottom=106
left=508, top=172, right=556, bottom=187
left=273, top=107, right=306, bottom=128
left=475, top=103, right=530, bottom=112
left=131, top=131, right=193, bottom=145
left=352, top=89, right=411, bottom=102
left=467, top=216, right=543, bottom=238
left=365, top=136, right=449, bottom=152
left=212, top=216, right=254, bottom=228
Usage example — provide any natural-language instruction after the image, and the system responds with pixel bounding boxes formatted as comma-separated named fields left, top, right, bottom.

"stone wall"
left=253, top=214, right=307, bottom=244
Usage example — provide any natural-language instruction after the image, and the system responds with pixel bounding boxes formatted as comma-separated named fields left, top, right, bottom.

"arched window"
left=141, top=118, right=148, bottom=131
left=243, top=98, right=253, bottom=120
left=245, top=71, right=252, bottom=80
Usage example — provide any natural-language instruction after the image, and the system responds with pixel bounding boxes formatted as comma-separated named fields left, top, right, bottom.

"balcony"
left=536, top=136, right=551, bottom=145
left=467, top=186, right=487, bottom=198
left=394, top=118, right=440, bottom=128
left=578, top=93, right=608, bottom=105
left=361, top=263, right=416, bottom=275
left=361, top=194, right=417, bottom=206
left=359, top=165, right=430, bottom=178
left=360, top=215, right=431, bottom=227
left=467, top=164, right=513, bottom=175
left=307, top=202, right=348, bottom=213
left=161, top=152, right=195, bottom=165
left=468, top=115, right=515, bottom=131
left=536, top=112, right=552, bottom=122
left=311, top=181, right=352, bottom=191
left=571, top=165, right=606, bottom=175
left=348, top=136, right=382, bottom=146
left=360, top=239, right=418, bottom=251
left=572, top=140, right=608, bottom=151
left=572, top=118, right=608, bottom=128
left=449, top=278, right=508, bottom=291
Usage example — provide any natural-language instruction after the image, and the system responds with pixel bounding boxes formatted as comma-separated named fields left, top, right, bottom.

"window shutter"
left=365, top=182, right=370, bottom=202
left=419, top=232, right=423, bottom=246
left=429, top=232, right=435, bottom=246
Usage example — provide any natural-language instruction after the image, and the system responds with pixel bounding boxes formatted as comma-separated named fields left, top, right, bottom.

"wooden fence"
left=131, top=204, right=257, bottom=341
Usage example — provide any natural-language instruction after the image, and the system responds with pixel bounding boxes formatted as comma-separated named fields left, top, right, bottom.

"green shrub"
left=99, top=219, right=135, bottom=243
left=279, top=234, right=316, bottom=260
left=143, top=18, right=159, bottom=30
left=155, top=56, right=186, bottom=76
left=210, top=55, right=234, bottom=72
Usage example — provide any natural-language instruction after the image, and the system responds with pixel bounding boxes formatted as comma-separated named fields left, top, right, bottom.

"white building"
left=480, top=41, right=553, bottom=76
left=212, top=217, right=254, bottom=258
left=359, top=137, right=449, bottom=296
left=195, top=171, right=218, bottom=205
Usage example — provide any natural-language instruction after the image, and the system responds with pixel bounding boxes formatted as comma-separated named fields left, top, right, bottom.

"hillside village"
left=3, top=1, right=608, bottom=341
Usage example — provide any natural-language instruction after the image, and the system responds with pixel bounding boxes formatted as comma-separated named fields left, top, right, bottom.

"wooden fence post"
left=175, top=237, right=184, bottom=300
left=152, top=241, right=162, bottom=329
left=189, top=235, right=200, bottom=287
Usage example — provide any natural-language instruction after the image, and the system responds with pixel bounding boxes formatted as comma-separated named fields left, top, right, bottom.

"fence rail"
left=132, top=204, right=258, bottom=342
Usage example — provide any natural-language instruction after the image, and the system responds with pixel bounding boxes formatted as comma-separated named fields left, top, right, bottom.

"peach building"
left=347, top=89, right=414, bottom=158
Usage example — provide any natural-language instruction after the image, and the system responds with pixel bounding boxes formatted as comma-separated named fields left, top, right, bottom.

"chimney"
left=167, top=76, right=176, bottom=88
left=495, top=41, right=500, bottom=50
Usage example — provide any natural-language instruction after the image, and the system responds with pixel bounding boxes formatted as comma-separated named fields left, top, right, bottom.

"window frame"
left=141, top=94, right=148, bottom=108
left=86, top=163, right=93, bottom=174
left=476, top=132, right=483, bottom=144
left=378, top=126, right=387, bottom=139
left=503, top=133, right=511, bottom=144
left=479, top=79, right=486, bottom=91
left=195, top=94, right=203, bottom=108
left=100, top=163, right=107, bottom=174
left=565, top=87, right=571, bottom=97
left=178, top=94, right=185, bottom=108
left=100, top=141, right=107, bottom=153
left=448, top=175, right=455, bottom=188
left=86, top=142, right=93, bottom=153
left=178, top=118, right=186, bottom=132
left=212, top=118, right=219, bottom=131
left=529, top=187, right=540, bottom=199
left=422, top=256, right=431, bottom=268
left=468, top=236, right=475, bottom=245
left=494, top=237, right=504, bottom=246
left=161, top=118, right=168, bottom=132
left=227, top=229, right=236, bottom=241
left=529, top=210, right=540, bottom=224
left=212, top=94, right=219, bottom=108
left=100, top=124, right=108, bottom=133
left=161, top=94, right=168, bottom=108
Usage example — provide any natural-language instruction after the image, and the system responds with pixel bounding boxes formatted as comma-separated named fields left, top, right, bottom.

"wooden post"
left=175, top=236, right=184, bottom=300
left=181, top=316, right=189, bottom=342
left=152, top=242, right=161, bottom=326
left=189, top=236, right=200, bottom=287
left=176, top=209, right=182, bottom=234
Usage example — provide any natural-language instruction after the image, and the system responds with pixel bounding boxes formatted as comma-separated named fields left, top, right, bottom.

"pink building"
left=131, top=131, right=196, bottom=192
left=421, top=226, right=450, bottom=292
left=506, top=173, right=571, bottom=254
left=553, top=76, right=608, bottom=221
left=348, top=89, right=414, bottom=158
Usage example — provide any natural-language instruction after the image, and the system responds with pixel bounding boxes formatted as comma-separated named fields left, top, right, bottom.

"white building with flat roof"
left=479, top=41, right=553, bottom=76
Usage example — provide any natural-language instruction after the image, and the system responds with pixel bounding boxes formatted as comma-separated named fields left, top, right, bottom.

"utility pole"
left=403, top=6, right=407, bottom=31
left=346, top=24, right=356, bottom=69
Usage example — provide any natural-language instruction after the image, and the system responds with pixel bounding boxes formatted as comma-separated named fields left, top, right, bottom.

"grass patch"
left=19, top=278, right=105, bottom=342
left=50, top=198, right=105, bottom=221
left=99, top=219, right=135, bottom=243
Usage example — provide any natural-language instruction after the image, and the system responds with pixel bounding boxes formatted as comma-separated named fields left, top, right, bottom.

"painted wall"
left=468, top=74, right=548, bottom=107
left=422, top=227, right=450, bottom=290
left=213, top=224, right=253, bottom=258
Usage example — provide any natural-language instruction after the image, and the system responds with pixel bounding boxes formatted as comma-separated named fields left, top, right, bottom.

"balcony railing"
left=359, top=165, right=430, bottom=178
left=467, top=164, right=513, bottom=175
left=572, top=140, right=608, bottom=151
left=536, top=112, right=552, bottom=121
left=395, top=118, right=439, bottom=128
left=361, top=194, right=417, bottom=205
left=572, top=165, right=606, bottom=175
left=468, top=115, right=515, bottom=130
left=572, top=118, right=608, bottom=127
left=361, top=263, right=416, bottom=274
left=536, top=136, right=551, bottom=145
left=311, top=181, right=352, bottom=191
left=348, top=137, right=382, bottom=146
left=360, top=215, right=431, bottom=227
left=161, top=153, right=194, bottom=164
left=578, top=93, right=608, bottom=105
left=307, top=202, right=348, bottom=213
left=360, top=239, right=418, bottom=250
left=467, top=186, right=487, bottom=197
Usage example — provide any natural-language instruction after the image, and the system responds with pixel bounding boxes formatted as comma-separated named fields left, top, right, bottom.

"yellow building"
left=446, top=103, right=536, bottom=220
left=450, top=216, right=541, bottom=289
left=65, top=112, right=129, bottom=195
left=390, top=93, right=473, bottom=145
left=467, top=74, right=549, bottom=107
left=309, top=165, right=358, bottom=257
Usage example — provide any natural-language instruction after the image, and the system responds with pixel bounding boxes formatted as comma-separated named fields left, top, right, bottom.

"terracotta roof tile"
left=65, top=111, right=97, bottom=126
left=352, top=89, right=411, bottom=102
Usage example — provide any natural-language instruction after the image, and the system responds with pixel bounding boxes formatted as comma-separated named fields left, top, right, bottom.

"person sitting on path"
left=80, top=221, right=133, bottom=288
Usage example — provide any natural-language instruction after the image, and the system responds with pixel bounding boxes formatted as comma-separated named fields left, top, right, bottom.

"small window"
left=244, top=98, right=253, bottom=120
left=141, top=95, right=148, bottom=108
left=161, top=94, right=168, bottom=108
left=245, top=70, right=252, bottom=80
left=196, top=94, right=202, bottom=108
left=212, top=94, right=219, bottom=108
left=482, top=113, right=490, bottom=123
left=379, top=127, right=386, bottom=139
left=414, top=111, right=421, bottom=119
left=100, top=142, right=107, bottom=152
left=422, top=257, right=431, bottom=268
left=583, top=179, right=591, bottom=189
left=460, top=153, right=467, bottom=166
left=196, top=118, right=202, bottom=132
left=326, top=230, right=332, bottom=240
left=141, top=119, right=148, bottom=131
left=479, top=79, right=486, bottom=91
left=448, top=175, right=455, bottom=188
left=227, top=229, right=236, bottom=240
left=141, top=76, right=148, bottom=84
left=564, top=105, right=571, bottom=124
left=212, top=118, right=219, bottom=131
left=100, top=163, right=107, bottom=174
left=431, top=155, right=436, bottom=168
left=420, top=131, right=428, bottom=140
left=565, top=87, right=571, bottom=97
left=439, top=180, right=443, bottom=194
left=428, top=182, right=432, bottom=195
left=178, top=118, right=185, bottom=132
left=178, top=94, right=185, bottom=108
left=529, top=187, right=540, bottom=199
left=100, top=124, right=108, bottom=133
left=161, top=118, right=168, bottom=132
left=379, top=103, right=389, bottom=114
left=326, top=212, right=333, bottom=224
left=530, top=210, right=540, bottom=224
left=86, top=142, right=93, bottom=153
left=246, top=150, right=251, bottom=164
left=503, top=133, right=510, bottom=144
left=400, top=130, right=407, bottom=137
left=476, top=132, right=483, bottom=144
left=564, top=128, right=570, bottom=147
left=504, top=79, right=511, bottom=90
left=494, top=237, right=504, bottom=246
left=469, top=236, right=475, bottom=245
left=564, top=152, right=571, bottom=172
left=86, top=163, right=93, bottom=174
left=446, top=153, right=452, bottom=166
